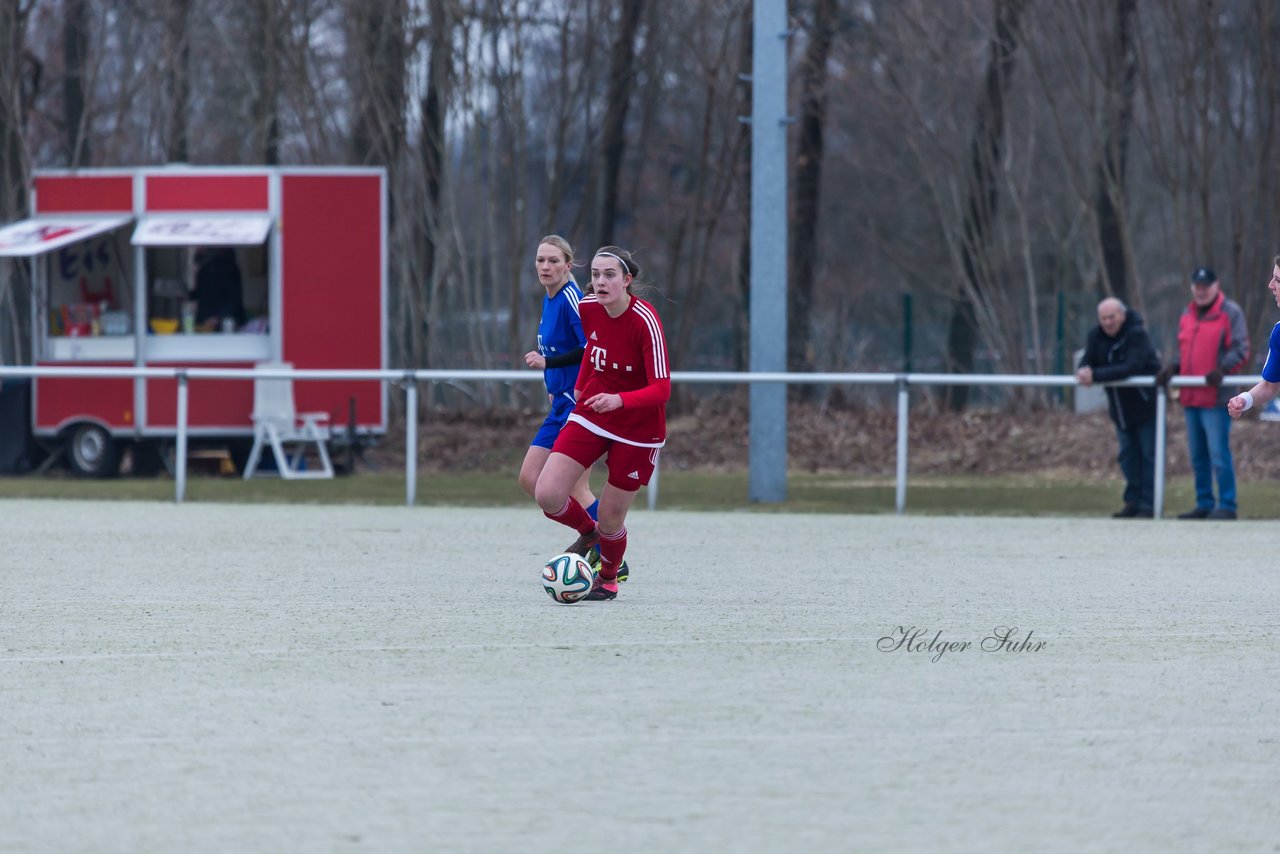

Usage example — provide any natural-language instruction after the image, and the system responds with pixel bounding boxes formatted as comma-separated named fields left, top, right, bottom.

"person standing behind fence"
left=534, top=246, right=669, bottom=601
left=1076, top=298, right=1162, bottom=518
left=1228, top=256, right=1280, bottom=421
left=1156, top=267, right=1250, bottom=520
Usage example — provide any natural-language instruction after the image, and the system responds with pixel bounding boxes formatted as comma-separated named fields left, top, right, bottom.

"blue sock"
left=586, top=499, right=599, bottom=521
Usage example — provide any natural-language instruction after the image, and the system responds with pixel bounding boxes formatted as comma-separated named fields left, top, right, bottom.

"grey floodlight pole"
left=748, top=0, right=790, bottom=502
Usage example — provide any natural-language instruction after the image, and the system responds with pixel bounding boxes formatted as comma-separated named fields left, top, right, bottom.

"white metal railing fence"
left=0, top=365, right=1258, bottom=514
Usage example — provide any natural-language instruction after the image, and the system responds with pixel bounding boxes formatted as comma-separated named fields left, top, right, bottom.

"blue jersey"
left=1262, top=322, right=1280, bottom=383
left=538, top=280, right=586, bottom=400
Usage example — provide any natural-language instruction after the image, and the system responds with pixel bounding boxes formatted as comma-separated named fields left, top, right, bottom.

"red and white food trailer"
left=0, top=166, right=387, bottom=476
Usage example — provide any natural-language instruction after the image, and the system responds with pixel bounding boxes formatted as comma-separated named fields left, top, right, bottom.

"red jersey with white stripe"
left=568, top=295, right=670, bottom=447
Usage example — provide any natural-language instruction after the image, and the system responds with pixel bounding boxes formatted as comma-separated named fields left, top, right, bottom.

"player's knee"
left=517, top=469, right=537, bottom=497
left=533, top=478, right=567, bottom=514
left=597, top=506, right=626, bottom=533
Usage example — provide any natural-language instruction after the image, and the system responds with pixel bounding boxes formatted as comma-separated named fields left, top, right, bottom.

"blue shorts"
left=531, top=393, right=577, bottom=449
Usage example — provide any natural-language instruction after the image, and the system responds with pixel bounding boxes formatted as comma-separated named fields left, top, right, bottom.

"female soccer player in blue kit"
left=518, top=236, right=594, bottom=505
left=1229, top=256, right=1280, bottom=420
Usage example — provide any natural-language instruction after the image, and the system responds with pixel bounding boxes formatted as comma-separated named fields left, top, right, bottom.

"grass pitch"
left=1, top=500, right=1276, bottom=851
left=3, top=469, right=1280, bottom=519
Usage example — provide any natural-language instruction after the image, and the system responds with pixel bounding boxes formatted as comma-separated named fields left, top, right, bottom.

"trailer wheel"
left=66, top=423, right=122, bottom=478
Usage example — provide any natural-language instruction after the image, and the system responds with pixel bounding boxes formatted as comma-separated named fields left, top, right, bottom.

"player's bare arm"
left=1229, top=380, right=1280, bottom=418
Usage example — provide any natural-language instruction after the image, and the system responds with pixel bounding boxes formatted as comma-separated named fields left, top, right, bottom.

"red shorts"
left=551, top=420, right=661, bottom=491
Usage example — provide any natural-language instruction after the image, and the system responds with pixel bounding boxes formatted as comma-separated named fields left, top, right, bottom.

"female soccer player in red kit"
left=534, top=246, right=669, bottom=601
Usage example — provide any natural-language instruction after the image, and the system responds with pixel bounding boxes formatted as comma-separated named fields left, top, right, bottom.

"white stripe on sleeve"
left=633, top=302, right=668, bottom=378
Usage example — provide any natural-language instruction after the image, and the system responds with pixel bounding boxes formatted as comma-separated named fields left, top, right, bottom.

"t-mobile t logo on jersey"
left=590, top=346, right=607, bottom=370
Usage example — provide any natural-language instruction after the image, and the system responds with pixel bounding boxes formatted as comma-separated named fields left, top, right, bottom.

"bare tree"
left=788, top=0, right=838, bottom=381
left=62, top=0, right=90, bottom=166
left=1132, top=0, right=1280, bottom=352
left=164, top=0, right=191, bottom=163
left=651, top=1, right=752, bottom=374
left=0, top=0, right=32, bottom=215
left=535, top=1, right=594, bottom=237
left=246, top=0, right=286, bottom=165
left=417, top=0, right=453, bottom=372
left=488, top=0, right=530, bottom=368
left=347, top=0, right=406, bottom=168
left=732, top=1, right=752, bottom=372
left=3, top=0, right=1277, bottom=408
left=1094, top=0, right=1138, bottom=305
left=0, top=0, right=36, bottom=364
left=594, top=0, right=643, bottom=249
left=944, top=0, right=1028, bottom=409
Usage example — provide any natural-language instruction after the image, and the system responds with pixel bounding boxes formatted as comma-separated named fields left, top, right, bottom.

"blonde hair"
left=537, top=235, right=574, bottom=265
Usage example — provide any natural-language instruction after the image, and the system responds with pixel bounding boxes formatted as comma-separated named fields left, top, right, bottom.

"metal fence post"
left=175, top=371, right=188, bottom=504
left=747, top=0, right=790, bottom=503
left=1154, top=386, right=1167, bottom=519
left=404, top=375, right=418, bottom=507
left=896, top=377, right=909, bottom=514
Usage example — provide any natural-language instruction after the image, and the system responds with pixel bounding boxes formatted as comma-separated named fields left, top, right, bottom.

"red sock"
left=545, top=497, right=597, bottom=535
left=597, top=526, right=627, bottom=581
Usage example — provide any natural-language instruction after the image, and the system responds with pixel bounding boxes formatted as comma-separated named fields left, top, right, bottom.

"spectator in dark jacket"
left=1077, top=298, right=1162, bottom=518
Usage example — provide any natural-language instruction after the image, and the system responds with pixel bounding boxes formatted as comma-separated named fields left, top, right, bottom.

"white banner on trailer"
left=131, top=215, right=272, bottom=247
left=0, top=216, right=132, bottom=257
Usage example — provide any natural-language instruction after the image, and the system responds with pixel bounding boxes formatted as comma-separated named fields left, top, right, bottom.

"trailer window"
left=46, top=229, right=135, bottom=338
left=143, top=245, right=268, bottom=335
left=132, top=215, right=272, bottom=336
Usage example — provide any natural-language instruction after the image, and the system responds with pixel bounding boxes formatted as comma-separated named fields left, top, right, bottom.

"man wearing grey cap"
left=1155, top=267, right=1250, bottom=519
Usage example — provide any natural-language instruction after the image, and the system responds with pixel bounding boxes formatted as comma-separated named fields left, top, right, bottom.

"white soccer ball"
left=542, top=552, right=595, bottom=604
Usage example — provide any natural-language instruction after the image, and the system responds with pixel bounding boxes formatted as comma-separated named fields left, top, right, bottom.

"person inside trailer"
left=192, top=247, right=246, bottom=333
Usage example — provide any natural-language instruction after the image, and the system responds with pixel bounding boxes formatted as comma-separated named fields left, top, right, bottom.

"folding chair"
left=242, top=362, right=334, bottom=480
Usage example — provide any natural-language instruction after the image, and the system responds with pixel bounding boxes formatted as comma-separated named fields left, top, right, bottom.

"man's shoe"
left=585, top=577, right=618, bottom=601
left=1134, top=508, right=1154, bottom=518
left=565, top=528, right=601, bottom=558
left=1207, top=508, right=1238, bottom=520
left=615, top=560, right=630, bottom=583
left=1177, top=507, right=1212, bottom=519
left=1112, top=504, right=1139, bottom=518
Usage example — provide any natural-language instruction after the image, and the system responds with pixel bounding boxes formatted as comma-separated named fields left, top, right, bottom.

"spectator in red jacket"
left=1156, top=267, right=1250, bottom=519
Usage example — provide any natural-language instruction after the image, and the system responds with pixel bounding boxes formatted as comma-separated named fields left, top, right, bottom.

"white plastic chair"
left=242, top=362, right=334, bottom=480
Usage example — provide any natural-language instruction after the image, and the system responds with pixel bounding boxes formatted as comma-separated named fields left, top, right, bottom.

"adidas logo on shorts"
left=627, top=470, right=640, bottom=479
